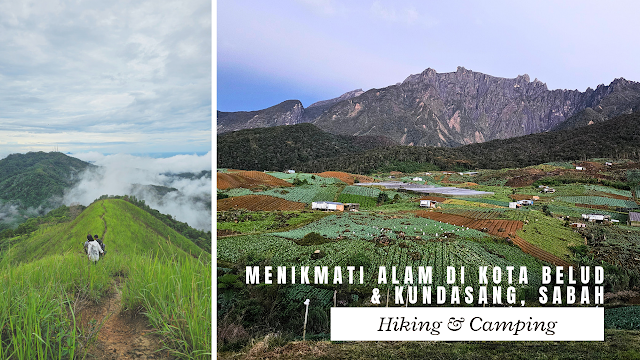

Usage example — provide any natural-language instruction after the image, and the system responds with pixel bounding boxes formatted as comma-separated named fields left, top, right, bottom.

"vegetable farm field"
left=556, top=196, right=638, bottom=208
left=216, top=194, right=306, bottom=211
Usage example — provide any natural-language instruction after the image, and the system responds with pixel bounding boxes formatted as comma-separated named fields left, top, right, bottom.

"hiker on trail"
left=84, top=233, right=93, bottom=252
left=94, top=234, right=107, bottom=257
left=86, top=238, right=103, bottom=264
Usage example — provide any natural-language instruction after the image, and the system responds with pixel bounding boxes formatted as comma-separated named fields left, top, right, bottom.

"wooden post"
left=303, top=299, right=310, bottom=341
left=333, top=290, right=337, bottom=307
left=386, top=287, right=389, bottom=307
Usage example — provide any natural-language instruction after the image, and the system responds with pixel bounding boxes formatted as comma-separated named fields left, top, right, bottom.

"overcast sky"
left=0, top=0, right=211, bottom=156
left=218, top=0, right=640, bottom=112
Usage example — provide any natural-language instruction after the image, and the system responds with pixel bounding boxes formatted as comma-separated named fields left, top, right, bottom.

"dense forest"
left=217, top=113, right=640, bottom=173
left=0, top=151, right=92, bottom=208
left=216, top=123, right=396, bottom=171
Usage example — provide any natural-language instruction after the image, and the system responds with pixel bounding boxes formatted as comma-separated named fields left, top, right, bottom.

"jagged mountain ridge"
left=216, top=89, right=364, bottom=134
left=313, top=67, right=639, bottom=146
left=218, top=67, right=640, bottom=146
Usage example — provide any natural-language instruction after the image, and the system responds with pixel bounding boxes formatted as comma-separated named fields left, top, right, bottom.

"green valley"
left=217, top=162, right=640, bottom=359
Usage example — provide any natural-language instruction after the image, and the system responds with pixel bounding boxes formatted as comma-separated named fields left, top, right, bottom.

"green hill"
left=1, top=198, right=207, bottom=265
left=217, top=123, right=396, bottom=171
left=0, top=199, right=211, bottom=359
left=0, top=151, right=92, bottom=209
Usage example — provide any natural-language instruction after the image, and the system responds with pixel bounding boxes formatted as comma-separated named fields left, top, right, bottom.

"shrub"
left=295, top=232, right=333, bottom=246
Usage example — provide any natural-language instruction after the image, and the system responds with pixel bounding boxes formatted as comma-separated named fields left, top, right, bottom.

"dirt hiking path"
left=80, top=281, right=176, bottom=360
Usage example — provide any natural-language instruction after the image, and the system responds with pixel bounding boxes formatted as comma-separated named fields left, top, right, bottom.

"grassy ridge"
left=0, top=199, right=211, bottom=359
left=0, top=199, right=207, bottom=266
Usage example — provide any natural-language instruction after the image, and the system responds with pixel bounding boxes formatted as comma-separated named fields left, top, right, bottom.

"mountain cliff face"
left=551, top=78, right=640, bottom=131
left=301, top=89, right=364, bottom=123
left=217, top=100, right=304, bottom=133
left=217, top=90, right=363, bottom=134
left=218, top=67, right=640, bottom=145
left=312, top=67, right=640, bottom=146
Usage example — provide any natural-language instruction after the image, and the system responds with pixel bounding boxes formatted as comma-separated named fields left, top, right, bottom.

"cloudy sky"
left=0, top=0, right=211, bottom=156
left=218, top=0, right=640, bottom=112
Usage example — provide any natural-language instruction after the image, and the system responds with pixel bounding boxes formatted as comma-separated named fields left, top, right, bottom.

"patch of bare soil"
left=79, top=284, right=175, bottom=360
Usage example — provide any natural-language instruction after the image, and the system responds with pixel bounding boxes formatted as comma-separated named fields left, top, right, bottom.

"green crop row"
left=458, top=198, right=510, bottom=207
left=336, top=193, right=377, bottom=208
left=217, top=234, right=544, bottom=298
left=270, top=213, right=487, bottom=241
left=584, top=185, right=633, bottom=198
left=341, top=185, right=381, bottom=198
left=605, top=306, right=640, bottom=330
left=556, top=196, right=638, bottom=208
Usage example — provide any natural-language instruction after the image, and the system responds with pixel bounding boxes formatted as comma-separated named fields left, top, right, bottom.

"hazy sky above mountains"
left=218, top=0, right=640, bottom=112
left=0, top=0, right=211, bottom=155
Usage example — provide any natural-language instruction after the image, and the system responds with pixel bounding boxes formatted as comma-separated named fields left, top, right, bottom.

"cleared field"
left=315, top=171, right=375, bottom=185
left=217, top=171, right=292, bottom=190
left=415, top=211, right=522, bottom=237
left=576, top=203, right=610, bottom=210
left=217, top=195, right=306, bottom=211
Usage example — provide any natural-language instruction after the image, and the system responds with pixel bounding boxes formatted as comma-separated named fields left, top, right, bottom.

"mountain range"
left=217, top=67, right=640, bottom=147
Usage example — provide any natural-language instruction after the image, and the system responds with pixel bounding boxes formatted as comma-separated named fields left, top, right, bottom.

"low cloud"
left=63, top=152, right=212, bottom=231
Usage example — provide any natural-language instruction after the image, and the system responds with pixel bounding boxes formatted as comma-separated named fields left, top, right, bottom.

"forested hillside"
left=218, top=112, right=640, bottom=174
left=0, top=151, right=92, bottom=208
left=217, top=123, right=396, bottom=171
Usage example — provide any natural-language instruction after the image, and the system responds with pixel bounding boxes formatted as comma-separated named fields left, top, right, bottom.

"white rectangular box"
left=331, top=307, right=603, bottom=341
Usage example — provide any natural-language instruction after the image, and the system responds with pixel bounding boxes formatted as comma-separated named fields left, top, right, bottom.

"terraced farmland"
left=415, top=210, right=572, bottom=267
left=217, top=171, right=292, bottom=189
left=217, top=195, right=306, bottom=211
left=270, top=213, right=487, bottom=241
left=437, top=208, right=506, bottom=219
left=315, top=171, right=375, bottom=185
left=217, top=234, right=544, bottom=292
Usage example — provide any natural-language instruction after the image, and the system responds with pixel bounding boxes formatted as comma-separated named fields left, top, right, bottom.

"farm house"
left=412, top=177, right=423, bottom=181
left=286, top=170, right=295, bottom=174
left=312, top=201, right=344, bottom=211
left=509, top=202, right=521, bottom=209
left=570, top=223, right=586, bottom=228
left=582, top=214, right=610, bottom=223
left=576, top=167, right=584, bottom=171
left=629, top=212, right=640, bottom=227
left=420, top=200, right=438, bottom=208
left=517, top=200, right=534, bottom=206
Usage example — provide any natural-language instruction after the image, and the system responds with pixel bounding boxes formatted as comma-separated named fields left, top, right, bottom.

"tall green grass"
left=0, top=199, right=212, bottom=359
left=121, top=254, right=211, bottom=360
left=0, top=253, right=119, bottom=359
